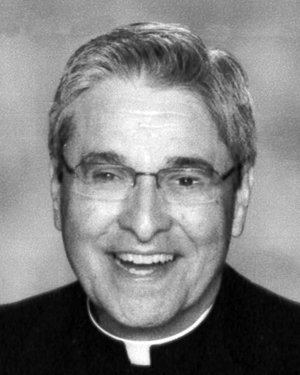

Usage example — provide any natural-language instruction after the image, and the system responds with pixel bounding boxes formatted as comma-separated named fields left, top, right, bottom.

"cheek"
left=172, top=201, right=228, bottom=247
left=59, top=194, right=122, bottom=292
left=60, top=190, right=121, bottom=246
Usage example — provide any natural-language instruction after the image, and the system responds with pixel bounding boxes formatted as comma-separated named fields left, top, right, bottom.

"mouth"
left=113, top=252, right=176, bottom=276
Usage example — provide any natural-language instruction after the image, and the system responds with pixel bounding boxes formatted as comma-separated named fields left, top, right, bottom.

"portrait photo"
left=0, top=1, right=299, bottom=373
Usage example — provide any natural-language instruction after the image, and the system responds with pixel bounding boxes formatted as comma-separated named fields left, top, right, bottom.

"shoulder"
left=0, top=281, right=84, bottom=321
left=0, top=282, right=85, bottom=354
left=222, top=265, right=300, bottom=324
left=220, top=265, right=300, bottom=370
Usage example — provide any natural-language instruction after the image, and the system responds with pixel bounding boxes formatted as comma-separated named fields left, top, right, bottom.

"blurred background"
left=0, top=0, right=299, bottom=304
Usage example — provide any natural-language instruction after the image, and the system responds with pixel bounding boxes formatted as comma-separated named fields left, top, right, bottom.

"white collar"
left=87, top=299, right=213, bottom=366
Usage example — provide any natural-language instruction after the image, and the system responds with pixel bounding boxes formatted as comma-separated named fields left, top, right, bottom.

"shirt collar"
left=87, top=299, right=213, bottom=366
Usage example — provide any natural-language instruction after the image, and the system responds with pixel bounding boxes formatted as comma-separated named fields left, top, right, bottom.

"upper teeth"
left=116, top=253, right=174, bottom=264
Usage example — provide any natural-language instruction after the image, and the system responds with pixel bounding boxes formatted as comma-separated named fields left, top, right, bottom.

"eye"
left=92, top=170, right=118, bottom=182
left=177, top=175, right=207, bottom=189
left=80, top=164, right=124, bottom=184
left=166, top=170, right=209, bottom=189
left=177, top=175, right=205, bottom=188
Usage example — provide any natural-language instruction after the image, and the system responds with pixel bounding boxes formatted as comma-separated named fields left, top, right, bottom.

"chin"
left=107, top=301, right=180, bottom=334
left=125, top=313, right=169, bottom=329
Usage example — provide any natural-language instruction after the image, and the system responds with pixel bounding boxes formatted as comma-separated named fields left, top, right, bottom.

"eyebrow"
left=165, top=157, right=214, bottom=171
left=80, top=151, right=127, bottom=165
left=79, top=152, right=214, bottom=171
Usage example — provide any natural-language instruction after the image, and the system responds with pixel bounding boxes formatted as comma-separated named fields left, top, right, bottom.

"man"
left=0, top=22, right=299, bottom=374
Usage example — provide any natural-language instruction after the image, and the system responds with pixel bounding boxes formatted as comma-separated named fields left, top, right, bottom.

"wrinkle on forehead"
left=68, top=110, right=227, bottom=171
left=65, top=79, right=232, bottom=171
left=66, top=78, right=211, bottom=133
left=83, top=110, right=216, bottom=150
left=114, top=110, right=193, bottom=129
left=109, top=109, right=194, bottom=116
left=69, top=79, right=208, bottom=126
left=101, top=110, right=201, bottom=131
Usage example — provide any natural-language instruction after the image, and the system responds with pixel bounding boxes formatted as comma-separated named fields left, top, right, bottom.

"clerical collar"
left=87, top=299, right=213, bottom=366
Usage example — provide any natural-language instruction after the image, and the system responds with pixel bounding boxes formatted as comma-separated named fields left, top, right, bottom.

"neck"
left=90, top=274, right=222, bottom=341
left=88, top=299, right=213, bottom=344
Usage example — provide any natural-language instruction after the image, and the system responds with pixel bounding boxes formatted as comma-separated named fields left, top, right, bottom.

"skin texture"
left=51, top=77, right=253, bottom=340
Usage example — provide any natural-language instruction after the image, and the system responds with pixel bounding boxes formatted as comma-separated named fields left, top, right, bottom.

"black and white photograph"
left=0, top=1, right=299, bottom=373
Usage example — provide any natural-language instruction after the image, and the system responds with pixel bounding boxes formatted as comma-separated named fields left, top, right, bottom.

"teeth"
left=116, top=253, right=174, bottom=265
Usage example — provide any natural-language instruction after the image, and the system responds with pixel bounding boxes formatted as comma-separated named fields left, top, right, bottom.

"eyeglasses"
left=61, top=154, right=240, bottom=205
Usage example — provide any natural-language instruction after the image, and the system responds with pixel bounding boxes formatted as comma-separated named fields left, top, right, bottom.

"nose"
left=118, top=176, right=172, bottom=242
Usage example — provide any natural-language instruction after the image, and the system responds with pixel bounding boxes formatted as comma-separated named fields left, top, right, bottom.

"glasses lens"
left=160, top=168, right=217, bottom=204
left=71, top=163, right=220, bottom=204
left=75, top=163, right=132, bottom=200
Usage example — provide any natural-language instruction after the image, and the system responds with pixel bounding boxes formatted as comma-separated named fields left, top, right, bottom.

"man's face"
left=51, top=78, right=252, bottom=338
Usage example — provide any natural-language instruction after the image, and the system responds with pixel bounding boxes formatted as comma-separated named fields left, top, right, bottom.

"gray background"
left=0, top=0, right=299, bottom=304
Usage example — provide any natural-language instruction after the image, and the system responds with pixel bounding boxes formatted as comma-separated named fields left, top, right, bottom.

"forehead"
left=65, top=78, right=231, bottom=170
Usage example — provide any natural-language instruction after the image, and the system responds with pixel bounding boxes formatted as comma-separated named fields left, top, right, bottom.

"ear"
left=50, top=160, right=62, bottom=231
left=231, top=166, right=254, bottom=237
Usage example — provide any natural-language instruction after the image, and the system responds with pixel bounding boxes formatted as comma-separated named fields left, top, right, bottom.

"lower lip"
left=112, top=255, right=177, bottom=278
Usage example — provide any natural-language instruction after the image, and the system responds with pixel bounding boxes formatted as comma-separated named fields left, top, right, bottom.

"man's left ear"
left=50, top=160, right=62, bottom=231
left=231, top=166, right=254, bottom=237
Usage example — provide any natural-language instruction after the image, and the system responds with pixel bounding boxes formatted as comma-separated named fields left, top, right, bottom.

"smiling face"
left=51, top=77, right=252, bottom=339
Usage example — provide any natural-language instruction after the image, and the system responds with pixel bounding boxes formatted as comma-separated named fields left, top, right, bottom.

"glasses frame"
left=60, top=153, right=241, bottom=202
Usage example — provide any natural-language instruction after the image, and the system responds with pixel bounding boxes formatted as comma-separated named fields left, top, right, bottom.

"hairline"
left=49, top=22, right=256, bottom=173
left=54, top=73, right=238, bottom=166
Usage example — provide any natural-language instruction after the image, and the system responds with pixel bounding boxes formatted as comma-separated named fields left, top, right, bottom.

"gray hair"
left=49, top=22, right=256, bottom=171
